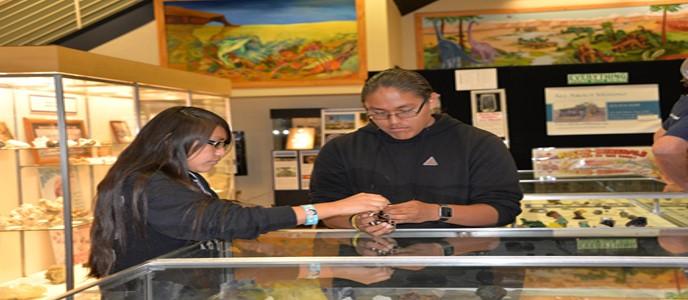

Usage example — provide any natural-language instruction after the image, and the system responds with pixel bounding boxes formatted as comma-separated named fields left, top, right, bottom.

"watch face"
left=440, top=206, right=452, bottom=218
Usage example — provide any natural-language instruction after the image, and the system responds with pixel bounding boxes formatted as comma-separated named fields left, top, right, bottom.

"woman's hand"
left=333, top=193, right=390, bottom=216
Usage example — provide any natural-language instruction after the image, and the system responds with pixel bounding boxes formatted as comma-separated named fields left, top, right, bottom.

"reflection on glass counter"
left=57, top=228, right=688, bottom=299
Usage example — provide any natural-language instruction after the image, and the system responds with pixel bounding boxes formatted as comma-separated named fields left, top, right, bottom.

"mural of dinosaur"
left=467, top=21, right=498, bottom=63
left=433, top=20, right=476, bottom=68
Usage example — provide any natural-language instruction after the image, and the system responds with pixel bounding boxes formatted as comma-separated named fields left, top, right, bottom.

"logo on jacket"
left=422, top=156, right=439, bottom=166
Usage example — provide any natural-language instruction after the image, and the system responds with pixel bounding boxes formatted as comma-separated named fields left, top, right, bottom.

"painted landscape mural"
left=160, top=0, right=364, bottom=87
left=417, top=3, right=688, bottom=69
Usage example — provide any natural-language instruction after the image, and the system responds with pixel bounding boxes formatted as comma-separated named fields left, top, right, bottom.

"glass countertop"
left=57, top=228, right=688, bottom=299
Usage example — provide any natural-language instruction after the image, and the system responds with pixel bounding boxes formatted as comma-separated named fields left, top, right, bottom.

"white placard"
left=455, top=68, right=498, bottom=91
left=272, top=150, right=299, bottom=190
left=299, top=150, right=319, bottom=190
left=470, top=89, right=509, bottom=143
left=545, top=84, right=661, bottom=135
left=30, top=94, right=78, bottom=113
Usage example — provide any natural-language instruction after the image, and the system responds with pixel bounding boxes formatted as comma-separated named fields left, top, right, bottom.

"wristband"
left=301, top=204, right=319, bottom=226
left=349, top=214, right=360, bottom=230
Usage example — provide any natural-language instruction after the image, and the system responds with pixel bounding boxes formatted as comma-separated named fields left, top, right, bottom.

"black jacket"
left=112, top=171, right=295, bottom=273
left=309, top=114, right=522, bottom=227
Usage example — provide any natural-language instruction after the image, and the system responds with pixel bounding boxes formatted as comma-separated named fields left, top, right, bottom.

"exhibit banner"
left=470, top=89, right=509, bottom=143
left=272, top=150, right=299, bottom=190
left=532, top=146, right=659, bottom=178
left=545, top=84, right=661, bottom=135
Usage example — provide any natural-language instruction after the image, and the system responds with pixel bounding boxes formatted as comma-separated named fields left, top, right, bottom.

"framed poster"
left=110, top=120, right=134, bottom=143
left=545, top=84, right=661, bottom=135
left=155, top=0, right=368, bottom=88
left=416, top=2, right=688, bottom=69
left=470, top=89, right=509, bottom=142
left=321, top=108, right=367, bottom=146
left=23, top=118, right=89, bottom=164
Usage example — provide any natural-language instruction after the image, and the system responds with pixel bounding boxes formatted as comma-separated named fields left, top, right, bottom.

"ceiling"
left=392, top=0, right=438, bottom=16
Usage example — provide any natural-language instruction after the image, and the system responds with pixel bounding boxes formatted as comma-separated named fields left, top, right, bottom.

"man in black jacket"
left=310, top=68, right=523, bottom=236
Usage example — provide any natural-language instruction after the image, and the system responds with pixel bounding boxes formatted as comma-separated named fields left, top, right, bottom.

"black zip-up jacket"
left=112, top=171, right=295, bottom=273
left=309, top=114, right=522, bottom=228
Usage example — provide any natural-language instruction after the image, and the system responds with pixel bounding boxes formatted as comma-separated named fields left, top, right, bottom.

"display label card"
left=576, top=238, right=638, bottom=250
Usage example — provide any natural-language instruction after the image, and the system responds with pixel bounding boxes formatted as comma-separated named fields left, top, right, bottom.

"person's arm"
left=653, top=134, right=688, bottom=191
left=291, top=193, right=389, bottom=225
left=146, top=175, right=388, bottom=241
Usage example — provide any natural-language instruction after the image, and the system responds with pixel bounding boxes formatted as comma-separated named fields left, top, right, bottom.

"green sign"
left=567, top=72, right=629, bottom=85
left=577, top=238, right=637, bottom=250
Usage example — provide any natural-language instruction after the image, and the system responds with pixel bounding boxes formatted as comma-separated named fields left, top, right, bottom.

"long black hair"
left=88, top=106, right=231, bottom=277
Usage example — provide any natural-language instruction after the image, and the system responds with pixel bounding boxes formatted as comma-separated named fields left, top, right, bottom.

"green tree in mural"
left=650, top=4, right=682, bottom=46
left=446, top=15, right=480, bottom=49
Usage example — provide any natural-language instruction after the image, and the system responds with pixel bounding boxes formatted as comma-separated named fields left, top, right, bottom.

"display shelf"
left=0, top=263, right=95, bottom=300
left=0, top=219, right=92, bottom=232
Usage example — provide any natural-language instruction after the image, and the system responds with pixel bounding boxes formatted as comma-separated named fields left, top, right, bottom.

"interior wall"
left=231, top=94, right=361, bottom=206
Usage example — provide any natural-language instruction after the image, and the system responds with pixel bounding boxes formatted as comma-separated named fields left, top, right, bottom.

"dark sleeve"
left=309, top=139, right=354, bottom=203
left=665, top=116, right=688, bottom=140
left=145, top=175, right=297, bottom=241
left=468, top=134, right=523, bottom=226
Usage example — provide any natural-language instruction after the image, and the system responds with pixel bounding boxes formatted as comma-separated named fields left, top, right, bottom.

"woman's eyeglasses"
left=367, top=99, right=427, bottom=121
left=207, top=139, right=231, bottom=151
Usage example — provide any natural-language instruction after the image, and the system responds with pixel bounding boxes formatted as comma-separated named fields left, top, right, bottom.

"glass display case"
left=57, top=228, right=688, bottom=299
left=0, top=46, right=233, bottom=298
left=518, top=171, right=688, bottom=228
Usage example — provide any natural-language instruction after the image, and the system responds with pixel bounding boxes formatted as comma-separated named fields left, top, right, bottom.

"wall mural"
left=155, top=0, right=366, bottom=88
left=415, top=2, right=688, bottom=69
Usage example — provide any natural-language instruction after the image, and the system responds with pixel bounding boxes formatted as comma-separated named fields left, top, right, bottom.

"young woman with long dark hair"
left=88, top=106, right=388, bottom=278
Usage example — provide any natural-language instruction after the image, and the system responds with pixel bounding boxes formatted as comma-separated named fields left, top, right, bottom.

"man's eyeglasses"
left=207, top=139, right=231, bottom=151
left=367, top=99, right=427, bottom=121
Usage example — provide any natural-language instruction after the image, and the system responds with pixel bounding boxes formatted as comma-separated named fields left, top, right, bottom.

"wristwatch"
left=439, top=204, right=452, bottom=222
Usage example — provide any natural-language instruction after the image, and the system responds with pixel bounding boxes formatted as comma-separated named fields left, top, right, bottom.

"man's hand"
left=383, top=200, right=438, bottom=224
left=351, top=212, right=395, bottom=236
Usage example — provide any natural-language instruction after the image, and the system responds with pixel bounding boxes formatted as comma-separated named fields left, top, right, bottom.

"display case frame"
left=0, top=46, right=233, bottom=297
left=56, top=227, right=688, bottom=299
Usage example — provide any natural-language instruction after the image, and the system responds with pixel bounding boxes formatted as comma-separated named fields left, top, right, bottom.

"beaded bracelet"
left=301, top=204, right=318, bottom=226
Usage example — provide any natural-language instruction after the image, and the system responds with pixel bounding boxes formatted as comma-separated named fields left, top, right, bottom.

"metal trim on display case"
left=54, top=254, right=688, bottom=299
left=270, top=227, right=688, bottom=238
left=145, top=255, right=688, bottom=268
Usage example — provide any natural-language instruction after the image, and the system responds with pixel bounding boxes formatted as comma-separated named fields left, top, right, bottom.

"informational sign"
left=470, top=89, right=509, bottom=143
left=532, top=146, right=659, bottom=178
left=30, top=94, right=78, bottom=113
left=567, top=72, right=628, bottom=85
left=272, top=150, right=299, bottom=190
left=455, top=68, right=498, bottom=91
left=545, top=84, right=661, bottom=135
left=299, top=150, right=319, bottom=190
